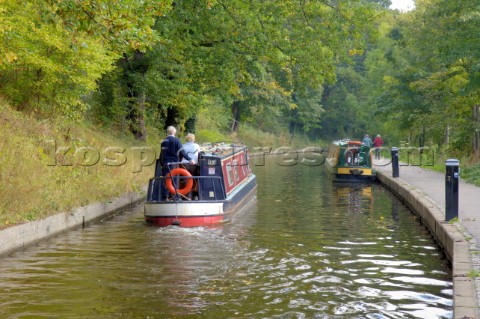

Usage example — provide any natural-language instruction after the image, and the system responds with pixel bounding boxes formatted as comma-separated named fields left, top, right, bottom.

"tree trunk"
left=185, top=116, right=196, bottom=133
left=289, top=108, right=298, bottom=135
left=231, top=100, right=241, bottom=132
left=445, top=123, right=450, bottom=146
left=120, top=51, right=148, bottom=141
left=125, top=86, right=147, bottom=141
left=289, top=119, right=296, bottom=135
left=474, top=105, right=479, bottom=160
left=419, top=123, right=425, bottom=155
left=289, top=92, right=298, bottom=136
left=165, top=107, right=180, bottom=130
left=128, top=94, right=147, bottom=141
left=131, top=111, right=147, bottom=141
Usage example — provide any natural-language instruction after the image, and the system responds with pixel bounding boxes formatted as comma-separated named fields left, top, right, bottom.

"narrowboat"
left=145, top=143, right=257, bottom=227
left=325, top=139, right=376, bottom=182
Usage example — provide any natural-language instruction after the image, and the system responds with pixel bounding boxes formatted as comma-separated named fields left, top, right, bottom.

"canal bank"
left=0, top=189, right=146, bottom=257
left=376, top=163, right=479, bottom=319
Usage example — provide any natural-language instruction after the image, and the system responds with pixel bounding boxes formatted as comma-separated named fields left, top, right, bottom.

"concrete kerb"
left=376, top=170, right=478, bottom=319
left=0, top=186, right=147, bottom=257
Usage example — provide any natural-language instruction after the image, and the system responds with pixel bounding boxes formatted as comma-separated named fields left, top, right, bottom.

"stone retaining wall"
left=376, top=170, right=478, bottom=319
left=0, top=190, right=145, bottom=257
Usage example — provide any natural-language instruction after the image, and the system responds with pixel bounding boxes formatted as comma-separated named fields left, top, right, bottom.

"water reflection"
left=0, top=160, right=452, bottom=318
left=333, top=183, right=374, bottom=214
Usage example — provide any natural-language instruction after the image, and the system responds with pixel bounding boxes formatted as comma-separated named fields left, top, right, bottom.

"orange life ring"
left=165, top=168, right=193, bottom=195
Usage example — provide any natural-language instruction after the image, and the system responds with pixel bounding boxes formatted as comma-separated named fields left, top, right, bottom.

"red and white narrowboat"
left=144, top=143, right=257, bottom=227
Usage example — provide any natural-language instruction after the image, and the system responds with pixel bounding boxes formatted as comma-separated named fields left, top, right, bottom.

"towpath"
left=376, top=160, right=480, bottom=243
left=375, top=158, right=480, bottom=318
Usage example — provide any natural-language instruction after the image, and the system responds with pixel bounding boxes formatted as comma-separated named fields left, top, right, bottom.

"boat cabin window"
left=226, top=163, right=234, bottom=186
left=233, top=159, right=240, bottom=181
left=239, top=156, right=246, bottom=175
left=345, top=147, right=359, bottom=166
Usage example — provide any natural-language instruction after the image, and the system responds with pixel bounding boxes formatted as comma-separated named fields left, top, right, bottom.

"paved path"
left=375, top=159, right=480, bottom=243
left=374, top=158, right=480, bottom=318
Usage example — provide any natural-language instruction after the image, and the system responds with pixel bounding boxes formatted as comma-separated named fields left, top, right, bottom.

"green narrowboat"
left=325, top=139, right=376, bottom=182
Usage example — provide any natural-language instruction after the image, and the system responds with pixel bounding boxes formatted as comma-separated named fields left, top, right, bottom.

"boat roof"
left=332, top=139, right=369, bottom=147
left=200, top=142, right=248, bottom=157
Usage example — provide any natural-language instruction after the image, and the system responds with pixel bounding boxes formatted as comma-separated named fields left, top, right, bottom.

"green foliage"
left=196, top=130, right=231, bottom=145
left=319, top=65, right=371, bottom=140
left=362, top=0, right=480, bottom=155
left=460, top=164, right=480, bottom=186
left=238, top=123, right=318, bottom=150
left=88, top=69, right=130, bottom=131
left=0, top=0, right=171, bottom=117
left=448, top=217, right=459, bottom=224
left=86, top=0, right=379, bottom=141
left=47, top=0, right=171, bottom=52
left=0, top=0, right=113, bottom=115
left=195, top=99, right=232, bottom=143
left=3, top=0, right=479, bottom=163
left=468, top=269, right=480, bottom=279
left=1, top=0, right=380, bottom=141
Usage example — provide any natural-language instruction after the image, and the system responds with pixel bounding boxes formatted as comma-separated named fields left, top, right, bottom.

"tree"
left=369, top=0, right=480, bottom=153
left=0, top=0, right=171, bottom=118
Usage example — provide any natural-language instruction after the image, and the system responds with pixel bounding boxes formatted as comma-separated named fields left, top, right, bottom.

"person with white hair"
left=181, top=133, right=200, bottom=164
left=160, top=126, right=194, bottom=166
left=159, top=126, right=195, bottom=200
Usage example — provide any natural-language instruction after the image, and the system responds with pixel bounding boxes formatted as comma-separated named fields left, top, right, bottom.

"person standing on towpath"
left=373, top=134, right=384, bottom=159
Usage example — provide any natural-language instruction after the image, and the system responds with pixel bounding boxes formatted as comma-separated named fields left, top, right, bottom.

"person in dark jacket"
left=160, top=126, right=194, bottom=165
left=159, top=126, right=194, bottom=199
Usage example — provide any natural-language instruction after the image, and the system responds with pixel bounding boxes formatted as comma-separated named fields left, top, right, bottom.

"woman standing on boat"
left=181, top=133, right=200, bottom=164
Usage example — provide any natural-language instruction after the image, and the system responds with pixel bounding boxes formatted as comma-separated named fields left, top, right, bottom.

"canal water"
left=0, top=158, right=452, bottom=318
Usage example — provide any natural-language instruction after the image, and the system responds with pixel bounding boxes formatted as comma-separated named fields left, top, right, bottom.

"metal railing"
left=147, top=175, right=226, bottom=202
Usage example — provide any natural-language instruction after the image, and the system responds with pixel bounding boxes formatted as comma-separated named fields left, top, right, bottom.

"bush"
left=461, top=164, right=480, bottom=186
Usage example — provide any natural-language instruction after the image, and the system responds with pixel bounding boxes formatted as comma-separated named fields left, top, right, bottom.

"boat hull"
left=331, top=171, right=376, bottom=182
left=325, top=161, right=376, bottom=182
left=144, top=174, right=257, bottom=227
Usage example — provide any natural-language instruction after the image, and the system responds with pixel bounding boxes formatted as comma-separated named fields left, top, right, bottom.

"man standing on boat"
left=362, top=134, right=373, bottom=147
left=160, top=126, right=195, bottom=165
left=160, top=126, right=195, bottom=199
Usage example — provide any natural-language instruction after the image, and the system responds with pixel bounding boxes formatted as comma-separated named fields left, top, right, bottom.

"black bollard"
left=391, top=147, right=399, bottom=178
left=445, top=159, right=459, bottom=221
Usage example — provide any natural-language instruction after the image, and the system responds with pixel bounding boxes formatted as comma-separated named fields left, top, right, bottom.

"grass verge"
left=0, top=99, right=157, bottom=229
